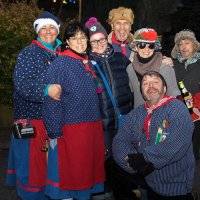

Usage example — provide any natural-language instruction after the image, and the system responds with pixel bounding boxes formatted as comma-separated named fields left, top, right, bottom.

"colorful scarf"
left=91, top=45, right=114, bottom=58
left=177, top=52, right=200, bottom=69
left=32, top=40, right=61, bottom=55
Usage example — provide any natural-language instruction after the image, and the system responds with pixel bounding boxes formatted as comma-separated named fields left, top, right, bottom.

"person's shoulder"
left=160, top=62, right=175, bottom=73
left=172, top=58, right=183, bottom=67
left=51, top=54, right=72, bottom=64
left=126, top=62, right=134, bottom=72
left=124, top=104, right=145, bottom=124
left=52, top=55, right=80, bottom=68
left=131, top=104, right=145, bottom=115
left=113, top=51, right=130, bottom=62
left=167, top=98, right=189, bottom=112
left=19, top=43, right=34, bottom=52
left=17, top=44, right=40, bottom=59
left=113, top=51, right=129, bottom=59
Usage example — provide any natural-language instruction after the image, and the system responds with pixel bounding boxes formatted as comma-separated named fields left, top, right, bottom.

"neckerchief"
left=177, top=52, right=200, bottom=69
left=32, top=40, right=61, bottom=55
left=62, top=49, right=97, bottom=79
left=144, top=95, right=176, bottom=140
left=111, top=32, right=128, bottom=56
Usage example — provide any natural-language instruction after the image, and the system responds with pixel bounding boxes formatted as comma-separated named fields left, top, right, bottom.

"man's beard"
left=143, top=88, right=165, bottom=105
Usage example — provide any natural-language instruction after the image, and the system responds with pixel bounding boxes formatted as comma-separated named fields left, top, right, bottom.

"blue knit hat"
left=33, top=11, right=60, bottom=34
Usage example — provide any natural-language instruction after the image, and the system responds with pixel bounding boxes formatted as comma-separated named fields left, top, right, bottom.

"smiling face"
left=111, top=20, right=131, bottom=42
left=90, top=33, right=108, bottom=54
left=178, top=39, right=196, bottom=59
left=66, top=31, right=87, bottom=54
left=136, top=42, right=155, bottom=58
left=38, top=24, right=58, bottom=44
left=141, top=75, right=166, bottom=107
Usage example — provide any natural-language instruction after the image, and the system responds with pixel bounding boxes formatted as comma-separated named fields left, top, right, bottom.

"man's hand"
left=162, top=56, right=174, bottom=67
left=126, top=153, right=154, bottom=176
left=48, top=84, right=62, bottom=100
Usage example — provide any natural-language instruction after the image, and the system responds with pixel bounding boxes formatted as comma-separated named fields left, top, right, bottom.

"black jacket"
left=173, top=59, right=200, bottom=95
left=89, top=45, right=133, bottom=130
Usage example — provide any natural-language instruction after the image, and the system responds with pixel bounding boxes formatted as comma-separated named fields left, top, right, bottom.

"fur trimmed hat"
left=85, top=17, right=108, bottom=37
left=130, top=28, right=162, bottom=51
left=171, top=29, right=200, bottom=58
left=108, top=7, right=134, bottom=25
left=33, top=11, right=60, bottom=34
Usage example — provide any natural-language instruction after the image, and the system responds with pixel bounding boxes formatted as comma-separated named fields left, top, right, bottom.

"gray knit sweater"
left=127, top=62, right=180, bottom=108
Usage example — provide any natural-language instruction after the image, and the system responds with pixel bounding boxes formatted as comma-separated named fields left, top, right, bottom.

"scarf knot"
left=83, top=60, right=88, bottom=64
left=111, top=32, right=128, bottom=56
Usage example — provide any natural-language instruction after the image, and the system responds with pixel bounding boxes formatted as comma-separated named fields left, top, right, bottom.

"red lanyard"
left=61, top=49, right=97, bottom=79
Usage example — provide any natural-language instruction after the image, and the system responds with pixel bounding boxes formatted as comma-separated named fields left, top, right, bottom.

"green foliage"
left=0, top=0, right=77, bottom=107
left=0, top=0, right=42, bottom=106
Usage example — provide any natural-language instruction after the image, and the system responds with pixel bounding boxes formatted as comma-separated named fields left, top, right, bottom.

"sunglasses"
left=137, top=43, right=155, bottom=49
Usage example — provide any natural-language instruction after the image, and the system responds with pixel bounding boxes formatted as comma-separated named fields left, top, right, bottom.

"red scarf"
left=32, top=40, right=61, bottom=55
left=111, top=32, right=128, bottom=56
left=144, top=96, right=176, bottom=140
left=61, top=49, right=97, bottom=79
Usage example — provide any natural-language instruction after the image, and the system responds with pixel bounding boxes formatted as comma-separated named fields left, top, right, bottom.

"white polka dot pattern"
left=13, top=44, right=58, bottom=120
left=43, top=56, right=101, bottom=138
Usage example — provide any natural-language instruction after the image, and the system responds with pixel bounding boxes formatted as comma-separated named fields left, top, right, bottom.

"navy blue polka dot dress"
left=43, top=52, right=105, bottom=200
left=6, top=39, right=61, bottom=200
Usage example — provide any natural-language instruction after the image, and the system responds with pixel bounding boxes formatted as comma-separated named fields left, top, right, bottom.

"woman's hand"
left=193, top=107, right=200, bottom=118
left=48, top=84, right=62, bottom=100
left=162, top=56, right=174, bottom=67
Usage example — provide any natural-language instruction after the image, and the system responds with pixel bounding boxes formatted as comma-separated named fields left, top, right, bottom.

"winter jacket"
left=89, top=46, right=133, bottom=130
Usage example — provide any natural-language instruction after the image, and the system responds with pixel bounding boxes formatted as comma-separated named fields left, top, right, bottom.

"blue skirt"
left=6, top=136, right=47, bottom=200
left=45, top=139, right=104, bottom=200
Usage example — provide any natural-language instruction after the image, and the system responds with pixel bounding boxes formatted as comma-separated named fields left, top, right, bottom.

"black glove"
left=127, top=153, right=154, bottom=177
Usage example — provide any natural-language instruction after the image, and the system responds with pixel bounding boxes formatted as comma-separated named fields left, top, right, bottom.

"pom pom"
left=141, top=30, right=157, bottom=41
left=97, top=88, right=103, bottom=94
left=85, top=17, right=99, bottom=28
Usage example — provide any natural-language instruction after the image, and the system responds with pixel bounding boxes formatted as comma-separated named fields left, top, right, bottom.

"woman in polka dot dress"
left=6, top=11, right=62, bottom=200
left=42, top=22, right=105, bottom=200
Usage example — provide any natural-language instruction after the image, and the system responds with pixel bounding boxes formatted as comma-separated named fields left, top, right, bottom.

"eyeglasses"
left=90, top=38, right=107, bottom=46
left=69, top=36, right=87, bottom=43
left=137, top=43, right=155, bottom=50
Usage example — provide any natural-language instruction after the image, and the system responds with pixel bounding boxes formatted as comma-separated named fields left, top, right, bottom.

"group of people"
left=6, top=5, right=200, bottom=200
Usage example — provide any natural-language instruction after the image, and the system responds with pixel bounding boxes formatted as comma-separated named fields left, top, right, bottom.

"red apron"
left=58, top=120, right=105, bottom=190
left=29, top=120, right=47, bottom=187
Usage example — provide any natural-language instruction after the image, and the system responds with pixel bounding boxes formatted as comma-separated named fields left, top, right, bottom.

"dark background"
left=37, top=0, right=200, bottom=56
